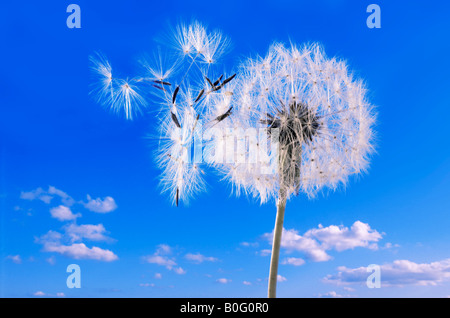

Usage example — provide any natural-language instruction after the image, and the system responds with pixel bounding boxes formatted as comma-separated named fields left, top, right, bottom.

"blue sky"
left=1, top=0, right=450, bottom=298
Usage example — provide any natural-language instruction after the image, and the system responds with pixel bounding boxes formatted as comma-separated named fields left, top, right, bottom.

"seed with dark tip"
left=172, top=86, right=180, bottom=104
left=213, top=74, right=223, bottom=86
left=152, top=84, right=165, bottom=91
left=194, top=89, right=204, bottom=103
left=222, top=74, right=236, bottom=85
left=215, top=106, right=233, bottom=122
left=153, top=80, right=172, bottom=86
left=205, top=77, right=214, bottom=88
left=171, top=112, right=181, bottom=128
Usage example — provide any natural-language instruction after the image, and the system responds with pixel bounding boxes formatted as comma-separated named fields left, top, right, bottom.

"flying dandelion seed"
left=210, top=42, right=376, bottom=297
left=89, top=54, right=148, bottom=120
left=89, top=52, right=114, bottom=106
left=156, top=94, right=207, bottom=206
left=148, top=22, right=235, bottom=206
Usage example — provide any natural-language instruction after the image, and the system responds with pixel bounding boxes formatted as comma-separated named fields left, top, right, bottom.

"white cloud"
left=155, top=244, right=172, bottom=255
left=36, top=230, right=118, bottom=262
left=173, top=267, right=187, bottom=275
left=142, top=245, right=185, bottom=274
left=50, top=205, right=81, bottom=221
left=282, top=257, right=305, bottom=266
left=44, top=243, right=118, bottom=262
left=263, top=221, right=383, bottom=263
left=33, top=291, right=65, bottom=297
left=64, top=223, right=111, bottom=242
left=83, top=195, right=117, bottom=213
left=324, top=258, right=450, bottom=287
left=243, top=281, right=252, bottom=286
left=154, top=273, right=162, bottom=279
left=259, top=249, right=272, bottom=257
left=143, top=255, right=177, bottom=269
left=277, top=275, right=287, bottom=282
left=217, top=278, right=231, bottom=284
left=6, top=255, right=22, bottom=264
left=46, top=256, right=56, bottom=265
left=48, top=186, right=74, bottom=206
left=21, top=186, right=74, bottom=206
left=318, top=291, right=343, bottom=298
left=185, top=253, right=218, bottom=263
left=304, top=221, right=383, bottom=252
left=240, top=242, right=259, bottom=248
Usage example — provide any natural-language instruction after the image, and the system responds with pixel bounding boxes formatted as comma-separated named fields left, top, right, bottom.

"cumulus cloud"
left=46, top=256, right=56, bottom=265
left=24, top=186, right=118, bottom=262
left=50, top=205, right=81, bottom=221
left=142, top=244, right=185, bottom=274
left=277, top=275, right=287, bottom=282
left=33, top=291, right=65, bottom=298
left=64, top=223, right=112, bottom=242
left=36, top=229, right=118, bottom=262
left=324, top=258, right=450, bottom=287
left=48, top=186, right=75, bottom=206
left=217, top=278, right=231, bottom=284
left=173, top=267, right=187, bottom=275
left=185, top=253, right=218, bottom=264
left=281, top=257, right=305, bottom=266
left=6, top=255, right=22, bottom=264
left=44, top=242, right=118, bottom=262
left=20, top=186, right=116, bottom=214
left=143, top=255, right=177, bottom=268
left=318, top=291, right=344, bottom=298
left=304, top=221, right=383, bottom=252
left=83, top=195, right=117, bottom=213
left=21, top=186, right=74, bottom=206
left=263, top=221, right=383, bottom=263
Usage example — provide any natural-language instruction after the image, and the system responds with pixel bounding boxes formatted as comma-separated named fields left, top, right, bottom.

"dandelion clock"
left=210, top=42, right=376, bottom=297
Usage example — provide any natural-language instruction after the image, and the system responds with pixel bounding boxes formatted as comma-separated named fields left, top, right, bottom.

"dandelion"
left=89, top=21, right=376, bottom=298
left=211, top=42, right=376, bottom=297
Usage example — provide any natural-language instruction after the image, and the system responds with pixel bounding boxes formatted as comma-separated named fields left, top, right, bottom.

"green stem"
left=267, top=194, right=287, bottom=298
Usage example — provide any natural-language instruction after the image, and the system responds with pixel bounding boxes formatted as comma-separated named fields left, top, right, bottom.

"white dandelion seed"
left=171, top=20, right=231, bottom=65
left=89, top=52, right=114, bottom=106
left=112, top=78, right=147, bottom=120
left=89, top=53, right=147, bottom=120
left=155, top=86, right=207, bottom=206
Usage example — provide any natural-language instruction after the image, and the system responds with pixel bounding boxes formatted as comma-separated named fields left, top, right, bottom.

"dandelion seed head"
left=212, top=42, right=376, bottom=203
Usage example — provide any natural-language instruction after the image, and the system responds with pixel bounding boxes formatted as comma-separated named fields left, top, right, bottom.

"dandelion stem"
left=268, top=193, right=287, bottom=298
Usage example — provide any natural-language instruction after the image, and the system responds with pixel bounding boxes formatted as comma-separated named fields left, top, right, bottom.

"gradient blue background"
left=1, top=0, right=450, bottom=297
